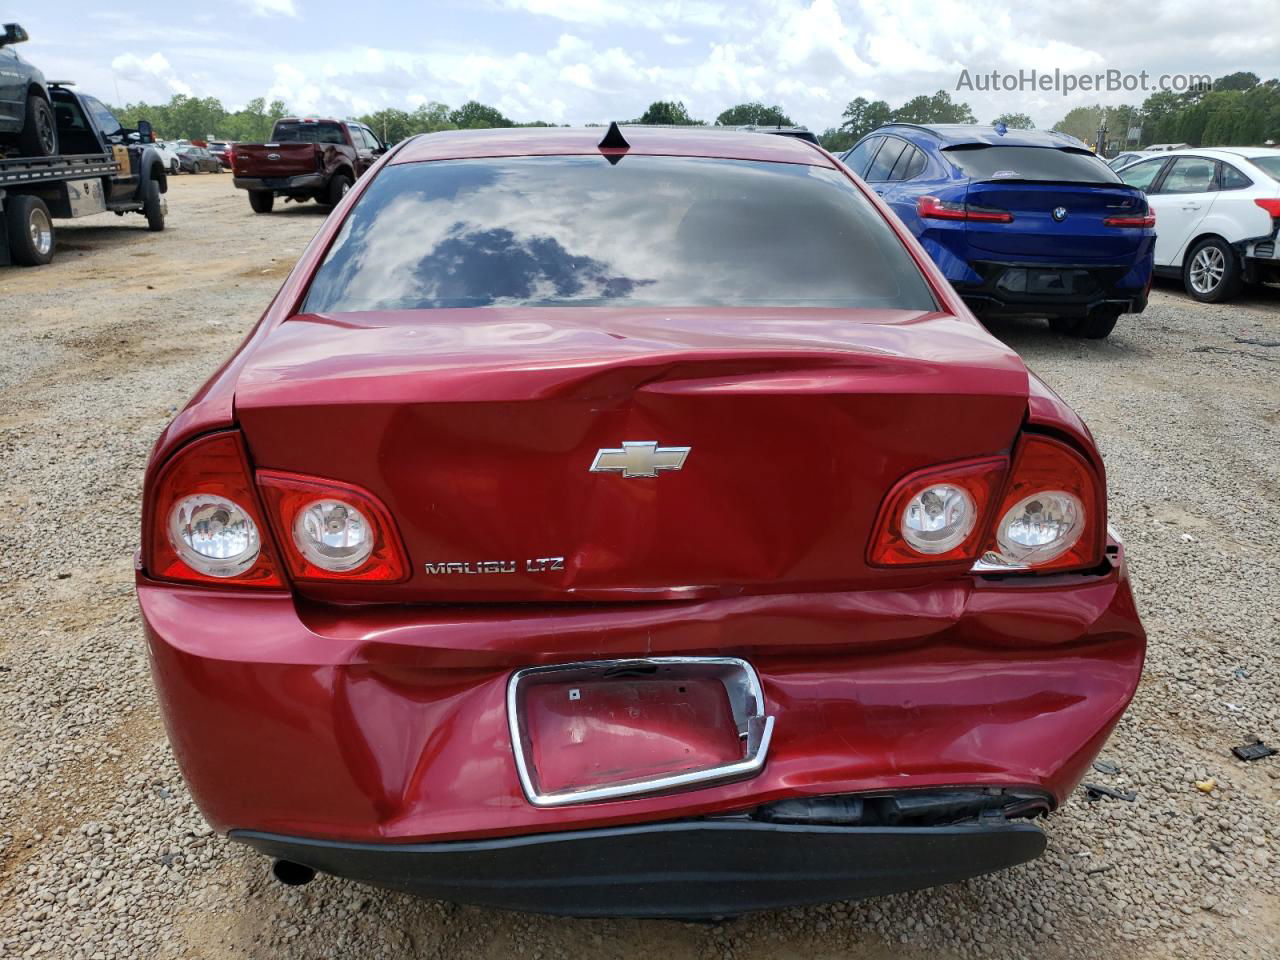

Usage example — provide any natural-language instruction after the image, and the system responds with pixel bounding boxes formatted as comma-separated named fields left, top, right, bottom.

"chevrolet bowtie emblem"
left=590, top=441, right=691, bottom=478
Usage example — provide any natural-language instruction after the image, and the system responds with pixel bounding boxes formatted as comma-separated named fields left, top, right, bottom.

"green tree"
left=891, top=90, right=975, bottom=125
left=819, top=127, right=855, bottom=153
left=839, top=97, right=891, bottom=140
left=360, top=108, right=413, bottom=144
left=1138, top=91, right=1182, bottom=144
left=411, top=102, right=458, bottom=134
left=1213, top=71, right=1259, bottom=92
left=635, top=100, right=701, bottom=125
left=448, top=101, right=512, bottom=129
left=715, top=102, right=793, bottom=126
left=1051, top=104, right=1105, bottom=144
left=991, top=112, right=1034, bottom=129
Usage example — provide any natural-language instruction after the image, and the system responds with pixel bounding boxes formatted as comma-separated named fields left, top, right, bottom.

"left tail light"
left=257, top=471, right=408, bottom=582
left=917, top=195, right=1013, bottom=223
left=145, top=431, right=284, bottom=587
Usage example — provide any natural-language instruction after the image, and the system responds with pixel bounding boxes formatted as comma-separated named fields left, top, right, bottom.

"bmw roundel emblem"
left=1052, top=206, right=1068, bottom=222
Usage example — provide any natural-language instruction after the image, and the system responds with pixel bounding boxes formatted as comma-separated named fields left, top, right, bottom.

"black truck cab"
left=1, top=84, right=168, bottom=266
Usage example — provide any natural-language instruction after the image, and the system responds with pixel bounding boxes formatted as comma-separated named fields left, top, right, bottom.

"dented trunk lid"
left=233, top=308, right=1029, bottom=602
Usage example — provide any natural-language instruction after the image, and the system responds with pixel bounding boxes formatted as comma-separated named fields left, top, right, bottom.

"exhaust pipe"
left=271, top=859, right=316, bottom=886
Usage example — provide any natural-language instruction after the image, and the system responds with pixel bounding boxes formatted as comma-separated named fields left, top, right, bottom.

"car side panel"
left=0, top=46, right=25, bottom=130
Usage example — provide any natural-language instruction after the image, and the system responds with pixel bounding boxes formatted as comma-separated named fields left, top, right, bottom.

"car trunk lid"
left=962, top=181, right=1149, bottom=260
left=233, top=308, right=1029, bottom=603
left=942, top=144, right=1149, bottom=261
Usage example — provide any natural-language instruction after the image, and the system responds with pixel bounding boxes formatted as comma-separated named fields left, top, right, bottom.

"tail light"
left=869, top=435, right=1105, bottom=574
left=257, top=471, right=408, bottom=582
left=1104, top=211, right=1156, bottom=228
left=145, top=431, right=284, bottom=587
left=1253, top=198, right=1280, bottom=217
left=868, top=457, right=1008, bottom=566
left=975, top=434, right=1104, bottom=573
left=917, top=195, right=1013, bottom=223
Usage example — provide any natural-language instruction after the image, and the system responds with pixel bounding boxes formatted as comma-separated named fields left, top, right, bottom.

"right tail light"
left=869, top=433, right=1105, bottom=574
left=976, top=434, right=1105, bottom=573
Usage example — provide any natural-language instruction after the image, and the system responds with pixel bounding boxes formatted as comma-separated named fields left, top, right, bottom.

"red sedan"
left=137, top=124, right=1144, bottom=917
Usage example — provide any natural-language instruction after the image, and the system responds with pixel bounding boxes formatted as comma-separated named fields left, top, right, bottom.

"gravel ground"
left=1, top=173, right=1278, bottom=959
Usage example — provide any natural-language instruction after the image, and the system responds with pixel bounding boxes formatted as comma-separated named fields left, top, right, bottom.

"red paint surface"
left=137, top=128, right=1147, bottom=846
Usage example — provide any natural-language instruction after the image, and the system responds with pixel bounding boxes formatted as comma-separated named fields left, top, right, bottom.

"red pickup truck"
left=232, top=117, right=385, bottom=213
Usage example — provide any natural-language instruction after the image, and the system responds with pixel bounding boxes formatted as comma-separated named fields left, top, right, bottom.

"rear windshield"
left=302, top=155, right=937, bottom=312
left=272, top=121, right=345, bottom=145
left=1251, top=156, right=1280, bottom=182
left=944, top=145, right=1121, bottom=184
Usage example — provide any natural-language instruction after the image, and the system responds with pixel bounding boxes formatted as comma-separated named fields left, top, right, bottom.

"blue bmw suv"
left=840, top=124, right=1155, bottom=339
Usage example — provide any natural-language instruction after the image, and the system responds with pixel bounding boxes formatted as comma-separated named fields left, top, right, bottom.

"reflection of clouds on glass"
left=303, top=156, right=936, bottom=313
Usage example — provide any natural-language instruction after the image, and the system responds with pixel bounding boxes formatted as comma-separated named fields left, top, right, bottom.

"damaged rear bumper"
left=231, top=814, right=1048, bottom=917
left=138, top=536, right=1144, bottom=851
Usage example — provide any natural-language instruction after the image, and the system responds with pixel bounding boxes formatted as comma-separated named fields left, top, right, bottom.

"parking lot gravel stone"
left=1, top=175, right=1277, bottom=959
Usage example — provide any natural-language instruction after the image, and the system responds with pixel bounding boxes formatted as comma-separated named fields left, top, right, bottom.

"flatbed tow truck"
left=1, top=84, right=167, bottom=267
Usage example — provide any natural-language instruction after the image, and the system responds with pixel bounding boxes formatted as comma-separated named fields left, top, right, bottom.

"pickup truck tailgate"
left=233, top=143, right=319, bottom=178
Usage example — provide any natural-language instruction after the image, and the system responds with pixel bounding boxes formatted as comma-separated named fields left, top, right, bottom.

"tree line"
left=1050, top=73, right=1280, bottom=151
left=111, top=73, right=1279, bottom=154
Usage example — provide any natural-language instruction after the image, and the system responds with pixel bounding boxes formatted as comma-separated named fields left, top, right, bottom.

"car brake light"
left=257, top=471, right=408, bottom=582
left=868, top=457, right=1009, bottom=566
left=975, top=434, right=1104, bottom=574
left=1253, top=198, right=1280, bottom=217
left=917, top=195, right=1013, bottom=223
left=1104, top=211, right=1156, bottom=228
left=145, top=432, right=284, bottom=587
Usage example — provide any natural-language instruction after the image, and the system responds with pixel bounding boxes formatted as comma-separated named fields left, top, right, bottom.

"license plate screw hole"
left=568, top=688, right=581, bottom=701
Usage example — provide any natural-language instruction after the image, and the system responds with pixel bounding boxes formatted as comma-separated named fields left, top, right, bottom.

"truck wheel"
left=1183, top=237, right=1243, bottom=303
left=18, top=95, right=58, bottom=157
left=5, top=194, right=56, bottom=265
left=248, top=190, right=274, bottom=214
left=144, top=176, right=166, bottom=232
left=325, top=173, right=352, bottom=208
left=1049, top=307, right=1121, bottom=340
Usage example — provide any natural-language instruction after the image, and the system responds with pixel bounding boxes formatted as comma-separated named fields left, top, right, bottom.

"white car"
left=1108, top=150, right=1158, bottom=171
left=1116, top=147, right=1280, bottom=302
left=152, top=140, right=181, bottom=175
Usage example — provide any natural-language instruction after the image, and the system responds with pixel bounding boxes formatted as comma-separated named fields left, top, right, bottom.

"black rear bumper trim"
left=231, top=818, right=1047, bottom=918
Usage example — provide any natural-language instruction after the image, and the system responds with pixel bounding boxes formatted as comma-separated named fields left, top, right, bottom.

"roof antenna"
left=598, top=120, right=630, bottom=160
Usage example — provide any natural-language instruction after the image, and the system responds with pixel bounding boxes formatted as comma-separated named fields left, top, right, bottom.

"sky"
left=14, top=0, right=1280, bottom=132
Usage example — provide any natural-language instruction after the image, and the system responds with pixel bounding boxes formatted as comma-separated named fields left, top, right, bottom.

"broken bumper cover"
left=231, top=818, right=1047, bottom=917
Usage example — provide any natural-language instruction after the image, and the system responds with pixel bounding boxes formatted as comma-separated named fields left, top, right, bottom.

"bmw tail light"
left=1104, top=211, right=1156, bottom=228
left=257, top=471, right=408, bottom=582
left=868, top=457, right=1009, bottom=566
left=975, top=434, right=1105, bottom=573
left=145, top=432, right=284, bottom=587
left=917, top=195, right=1013, bottom=223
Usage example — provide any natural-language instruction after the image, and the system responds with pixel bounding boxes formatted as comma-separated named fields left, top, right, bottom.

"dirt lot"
left=1, top=173, right=1278, bottom=959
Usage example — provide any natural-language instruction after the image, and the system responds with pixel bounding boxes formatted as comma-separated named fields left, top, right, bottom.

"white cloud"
left=49, top=0, right=1280, bottom=133
left=238, top=0, right=299, bottom=18
left=110, top=52, right=193, bottom=97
